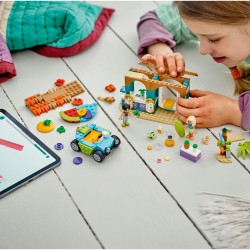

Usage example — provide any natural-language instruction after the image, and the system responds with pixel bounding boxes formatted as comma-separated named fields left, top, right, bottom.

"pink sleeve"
left=239, top=91, right=250, bottom=131
left=137, top=10, right=176, bottom=57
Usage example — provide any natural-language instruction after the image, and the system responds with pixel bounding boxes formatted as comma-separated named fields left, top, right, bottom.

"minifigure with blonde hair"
left=185, top=115, right=196, bottom=140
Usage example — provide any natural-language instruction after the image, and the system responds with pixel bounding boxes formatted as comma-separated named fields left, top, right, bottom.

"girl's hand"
left=176, top=90, right=242, bottom=128
left=141, top=43, right=185, bottom=77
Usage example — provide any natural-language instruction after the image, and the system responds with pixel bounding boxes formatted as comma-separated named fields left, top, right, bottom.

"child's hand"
left=176, top=90, right=242, bottom=128
left=141, top=43, right=185, bottom=77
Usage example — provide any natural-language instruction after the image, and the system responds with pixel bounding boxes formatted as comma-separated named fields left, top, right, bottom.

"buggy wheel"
left=92, top=150, right=106, bottom=162
left=70, top=139, right=81, bottom=152
left=105, top=147, right=111, bottom=155
left=111, top=135, right=121, bottom=147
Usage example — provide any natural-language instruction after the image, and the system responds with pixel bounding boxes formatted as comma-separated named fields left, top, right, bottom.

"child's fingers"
left=165, top=54, right=178, bottom=76
left=176, top=103, right=200, bottom=118
left=177, top=97, right=202, bottom=109
left=189, top=89, right=210, bottom=97
left=175, top=111, right=186, bottom=123
left=175, top=52, right=185, bottom=72
left=141, top=54, right=156, bottom=64
left=155, top=54, right=166, bottom=73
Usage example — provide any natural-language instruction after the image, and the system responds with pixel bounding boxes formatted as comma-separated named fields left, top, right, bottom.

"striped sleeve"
left=155, top=2, right=197, bottom=44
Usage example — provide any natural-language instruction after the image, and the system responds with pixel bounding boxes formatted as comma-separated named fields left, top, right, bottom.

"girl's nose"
left=199, top=40, right=213, bottom=55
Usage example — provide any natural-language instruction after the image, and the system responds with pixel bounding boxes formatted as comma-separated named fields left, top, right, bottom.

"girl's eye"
left=208, top=38, right=221, bottom=44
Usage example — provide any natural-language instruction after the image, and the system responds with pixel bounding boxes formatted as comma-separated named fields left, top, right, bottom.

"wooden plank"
left=63, top=2, right=250, bottom=248
left=2, top=47, right=210, bottom=248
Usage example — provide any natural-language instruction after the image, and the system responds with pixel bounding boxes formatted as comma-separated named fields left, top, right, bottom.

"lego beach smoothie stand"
left=119, top=61, right=198, bottom=125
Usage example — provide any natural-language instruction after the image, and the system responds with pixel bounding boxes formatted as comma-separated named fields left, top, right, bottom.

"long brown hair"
left=173, top=1, right=250, bottom=95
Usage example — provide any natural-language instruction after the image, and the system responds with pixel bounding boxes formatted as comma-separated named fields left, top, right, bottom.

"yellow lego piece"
left=84, top=130, right=102, bottom=143
left=163, top=98, right=175, bottom=110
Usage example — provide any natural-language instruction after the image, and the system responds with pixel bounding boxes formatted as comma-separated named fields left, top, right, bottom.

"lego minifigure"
left=119, top=104, right=132, bottom=127
left=185, top=116, right=196, bottom=140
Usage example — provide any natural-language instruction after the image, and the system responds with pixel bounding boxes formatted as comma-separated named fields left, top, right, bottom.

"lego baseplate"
left=120, top=104, right=178, bottom=125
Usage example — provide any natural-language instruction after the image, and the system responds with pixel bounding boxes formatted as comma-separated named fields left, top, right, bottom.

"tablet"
left=0, top=109, right=61, bottom=198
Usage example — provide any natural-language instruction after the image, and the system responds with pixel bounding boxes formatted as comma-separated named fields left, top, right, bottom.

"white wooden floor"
left=1, top=1, right=250, bottom=248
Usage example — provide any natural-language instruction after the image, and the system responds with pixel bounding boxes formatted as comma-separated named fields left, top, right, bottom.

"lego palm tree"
left=216, top=128, right=232, bottom=163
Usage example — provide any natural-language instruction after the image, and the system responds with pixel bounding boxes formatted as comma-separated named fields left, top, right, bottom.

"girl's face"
left=183, top=19, right=250, bottom=67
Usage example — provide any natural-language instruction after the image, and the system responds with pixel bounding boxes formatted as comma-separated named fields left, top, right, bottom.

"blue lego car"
left=70, top=123, right=121, bottom=162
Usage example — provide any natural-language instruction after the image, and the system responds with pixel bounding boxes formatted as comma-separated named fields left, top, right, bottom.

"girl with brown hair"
left=137, top=1, right=250, bottom=130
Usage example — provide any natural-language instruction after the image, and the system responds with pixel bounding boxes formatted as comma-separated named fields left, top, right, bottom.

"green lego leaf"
left=133, top=109, right=141, bottom=117
left=246, top=148, right=250, bottom=155
left=175, top=120, right=185, bottom=138
left=237, top=148, right=242, bottom=158
left=43, top=119, right=51, bottom=126
left=242, top=150, right=246, bottom=160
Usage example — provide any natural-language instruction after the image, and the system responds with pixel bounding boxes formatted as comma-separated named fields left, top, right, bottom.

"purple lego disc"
left=73, top=157, right=83, bottom=165
left=83, top=111, right=92, bottom=119
left=54, top=143, right=64, bottom=150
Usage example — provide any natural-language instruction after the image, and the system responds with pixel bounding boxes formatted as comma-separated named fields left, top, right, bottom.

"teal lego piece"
left=76, top=102, right=98, bottom=122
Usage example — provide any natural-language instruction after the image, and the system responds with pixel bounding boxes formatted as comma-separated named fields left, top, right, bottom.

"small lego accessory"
left=119, top=104, right=132, bottom=127
left=37, top=120, right=55, bottom=133
left=71, top=98, right=83, bottom=106
left=73, top=157, right=83, bottom=165
left=164, top=156, right=170, bottom=161
left=105, top=84, right=116, bottom=92
left=57, top=126, right=66, bottom=134
left=185, top=116, right=196, bottom=140
left=157, top=126, right=163, bottom=134
left=54, top=143, right=64, bottom=150
left=202, top=136, right=210, bottom=145
left=97, top=96, right=115, bottom=103
left=54, top=78, right=65, bottom=87
left=157, top=158, right=162, bottom=163
left=184, top=140, right=190, bottom=149
left=147, top=145, right=153, bottom=150
left=192, top=144, right=198, bottom=153
left=163, top=98, right=175, bottom=110
left=165, top=135, right=174, bottom=147
left=175, top=120, right=185, bottom=138
left=133, top=109, right=141, bottom=117
left=147, top=132, right=157, bottom=140
left=138, top=89, right=146, bottom=99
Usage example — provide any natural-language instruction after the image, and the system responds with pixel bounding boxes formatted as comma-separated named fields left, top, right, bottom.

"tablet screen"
left=0, top=109, right=61, bottom=198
